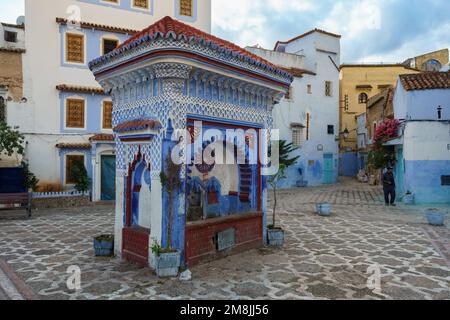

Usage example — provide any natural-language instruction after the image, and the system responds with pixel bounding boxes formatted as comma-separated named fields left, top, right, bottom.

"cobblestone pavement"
left=0, top=178, right=449, bottom=300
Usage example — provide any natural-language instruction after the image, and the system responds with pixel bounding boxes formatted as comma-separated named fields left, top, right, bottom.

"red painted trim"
left=95, top=49, right=290, bottom=89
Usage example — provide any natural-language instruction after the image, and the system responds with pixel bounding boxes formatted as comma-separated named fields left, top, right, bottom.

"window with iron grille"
left=4, top=31, right=17, bottom=43
left=292, top=127, right=304, bottom=147
left=66, top=99, right=85, bottom=128
left=442, top=176, right=450, bottom=186
left=133, top=0, right=149, bottom=9
left=66, top=155, right=85, bottom=184
left=66, top=33, right=84, bottom=63
left=325, top=81, right=332, bottom=97
left=102, top=38, right=118, bottom=55
left=180, top=0, right=193, bottom=17
left=359, top=92, right=368, bottom=104
left=103, top=101, right=113, bottom=129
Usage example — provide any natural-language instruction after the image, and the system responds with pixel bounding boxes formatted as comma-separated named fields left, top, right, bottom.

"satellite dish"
left=16, top=16, right=25, bottom=26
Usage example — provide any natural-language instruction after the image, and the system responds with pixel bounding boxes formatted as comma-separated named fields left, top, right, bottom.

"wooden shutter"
left=180, top=0, right=193, bottom=16
left=66, top=99, right=85, bottom=128
left=133, top=0, right=148, bottom=9
left=66, top=33, right=84, bottom=63
left=103, top=101, right=113, bottom=129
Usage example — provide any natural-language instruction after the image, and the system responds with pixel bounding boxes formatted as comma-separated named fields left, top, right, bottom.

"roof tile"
left=399, top=71, right=450, bottom=91
left=114, top=119, right=162, bottom=133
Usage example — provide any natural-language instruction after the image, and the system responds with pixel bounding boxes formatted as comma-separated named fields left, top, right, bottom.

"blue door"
left=395, top=148, right=404, bottom=196
left=323, top=153, right=334, bottom=184
left=101, top=155, right=116, bottom=201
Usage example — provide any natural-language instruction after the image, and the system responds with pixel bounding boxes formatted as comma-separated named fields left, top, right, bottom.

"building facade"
left=403, top=49, right=449, bottom=72
left=90, top=16, right=291, bottom=267
left=390, top=72, right=450, bottom=204
left=0, top=21, right=26, bottom=168
left=16, top=0, right=211, bottom=199
left=339, top=64, right=419, bottom=176
left=247, top=29, right=341, bottom=188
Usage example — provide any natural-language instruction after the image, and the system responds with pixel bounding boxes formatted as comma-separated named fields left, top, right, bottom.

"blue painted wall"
left=59, top=24, right=131, bottom=69
left=59, top=91, right=109, bottom=133
left=404, top=160, right=450, bottom=204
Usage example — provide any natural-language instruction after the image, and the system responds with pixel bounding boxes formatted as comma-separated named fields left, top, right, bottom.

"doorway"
left=101, top=155, right=116, bottom=201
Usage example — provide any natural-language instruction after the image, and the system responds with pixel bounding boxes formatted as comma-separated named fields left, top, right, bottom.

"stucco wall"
left=0, top=51, right=23, bottom=102
left=339, top=65, right=419, bottom=151
left=403, top=121, right=450, bottom=204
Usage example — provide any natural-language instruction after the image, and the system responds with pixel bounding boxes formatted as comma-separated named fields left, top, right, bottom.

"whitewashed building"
left=389, top=72, right=450, bottom=204
left=14, top=0, right=211, bottom=200
left=247, top=29, right=341, bottom=188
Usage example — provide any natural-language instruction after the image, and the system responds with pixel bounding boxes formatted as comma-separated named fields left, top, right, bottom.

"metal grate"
left=441, top=176, right=450, bottom=186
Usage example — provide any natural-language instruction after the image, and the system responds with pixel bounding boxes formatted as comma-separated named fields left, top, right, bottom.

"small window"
left=442, top=176, right=450, bottom=186
left=102, top=101, right=113, bottom=129
left=325, top=81, right=332, bottom=97
left=102, top=38, right=118, bottom=55
left=4, top=31, right=17, bottom=43
left=307, top=84, right=312, bottom=94
left=0, top=96, right=5, bottom=122
left=133, top=0, right=149, bottom=9
left=66, top=33, right=84, bottom=63
left=292, top=127, right=304, bottom=147
left=359, top=92, right=368, bottom=104
left=327, top=125, right=334, bottom=135
left=66, top=155, right=85, bottom=184
left=285, top=86, right=293, bottom=100
left=66, top=99, right=85, bottom=128
left=180, top=0, right=193, bottom=17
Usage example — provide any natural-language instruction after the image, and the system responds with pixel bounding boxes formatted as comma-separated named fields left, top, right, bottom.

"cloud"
left=212, top=0, right=450, bottom=63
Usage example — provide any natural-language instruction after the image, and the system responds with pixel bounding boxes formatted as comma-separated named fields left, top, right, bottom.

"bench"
left=0, top=193, right=32, bottom=217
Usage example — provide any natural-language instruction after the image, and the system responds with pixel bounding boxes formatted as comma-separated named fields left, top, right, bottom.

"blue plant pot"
left=93, top=235, right=114, bottom=257
left=403, top=194, right=415, bottom=205
left=316, top=203, right=332, bottom=216
left=425, top=210, right=448, bottom=226
left=267, top=228, right=285, bottom=247
left=156, top=251, right=181, bottom=278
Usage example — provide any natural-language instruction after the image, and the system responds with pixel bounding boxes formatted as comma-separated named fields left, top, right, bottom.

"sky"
left=1, top=0, right=449, bottom=63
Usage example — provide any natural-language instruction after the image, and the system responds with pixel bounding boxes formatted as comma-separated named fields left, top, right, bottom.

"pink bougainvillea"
left=373, top=119, right=400, bottom=144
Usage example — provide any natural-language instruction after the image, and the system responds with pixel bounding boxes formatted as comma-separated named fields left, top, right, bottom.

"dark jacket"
left=383, top=172, right=395, bottom=189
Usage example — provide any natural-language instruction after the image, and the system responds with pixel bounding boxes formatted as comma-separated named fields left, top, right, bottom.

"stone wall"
left=0, top=50, right=23, bottom=102
left=32, top=196, right=92, bottom=209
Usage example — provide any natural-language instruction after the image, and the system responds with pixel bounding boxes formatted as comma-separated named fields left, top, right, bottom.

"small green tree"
left=71, top=160, right=91, bottom=192
left=21, top=161, right=39, bottom=191
left=0, top=122, right=24, bottom=158
left=268, top=140, right=299, bottom=229
left=160, top=153, right=182, bottom=251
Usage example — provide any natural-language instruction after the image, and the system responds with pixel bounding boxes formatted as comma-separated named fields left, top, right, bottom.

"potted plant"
left=403, top=191, right=415, bottom=205
left=93, top=234, right=114, bottom=256
left=155, top=155, right=182, bottom=277
left=425, top=208, right=448, bottom=226
left=267, top=141, right=299, bottom=247
left=316, top=203, right=332, bottom=216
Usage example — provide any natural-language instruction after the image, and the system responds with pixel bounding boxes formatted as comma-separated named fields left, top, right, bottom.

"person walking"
left=383, top=167, right=396, bottom=206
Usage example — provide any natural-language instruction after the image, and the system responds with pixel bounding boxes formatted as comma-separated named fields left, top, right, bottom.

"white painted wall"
left=0, top=24, right=25, bottom=50
left=394, top=79, right=450, bottom=121
left=403, top=121, right=450, bottom=161
left=247, top=31, right=340, bottom=187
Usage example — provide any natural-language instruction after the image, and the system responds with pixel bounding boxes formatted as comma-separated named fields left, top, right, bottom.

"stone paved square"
left=0, top=178, right=449, bottom=300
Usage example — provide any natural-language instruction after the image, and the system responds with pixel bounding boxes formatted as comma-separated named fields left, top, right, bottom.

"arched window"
left=421, top=59, right=442, bottom=72
left=0, top=96, right=5, bottom=122
left=358, top=92, right=368, bottom=104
